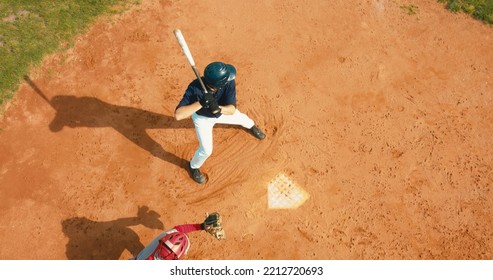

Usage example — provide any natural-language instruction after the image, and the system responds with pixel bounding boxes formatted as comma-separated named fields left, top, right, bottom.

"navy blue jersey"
left=176, top=79, right=237, bottom=118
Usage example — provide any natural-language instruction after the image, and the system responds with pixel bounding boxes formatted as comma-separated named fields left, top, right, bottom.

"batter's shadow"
left=24, top=76, right=192, bottom=169
left=61, top=206, right=164, bottom=260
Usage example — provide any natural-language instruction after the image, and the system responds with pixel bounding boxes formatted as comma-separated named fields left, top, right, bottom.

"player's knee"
left=199, top=145, right=213, bottom=157
left=202, top=145, right=213, bottom=156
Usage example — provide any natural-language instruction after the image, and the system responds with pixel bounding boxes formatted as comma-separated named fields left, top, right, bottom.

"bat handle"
left=192, top=66, right=209, bottom=94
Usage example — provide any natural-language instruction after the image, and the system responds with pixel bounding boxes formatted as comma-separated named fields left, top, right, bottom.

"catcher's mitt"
left=201, top=212, right=225, bottom=240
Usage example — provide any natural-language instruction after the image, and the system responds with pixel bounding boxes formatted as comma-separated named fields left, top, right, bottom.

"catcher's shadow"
left=61, top=206, right=164, bottom=260
left=24, top=75, right=192, bottom=169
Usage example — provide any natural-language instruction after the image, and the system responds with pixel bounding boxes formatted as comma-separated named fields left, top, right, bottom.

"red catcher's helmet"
left=152, top=231, right=190, bottom=260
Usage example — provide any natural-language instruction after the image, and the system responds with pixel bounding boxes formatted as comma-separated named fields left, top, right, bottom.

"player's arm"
left=174, top=223, right=203, bottom=234
left=174, top=85, right=203, bottom=121
left=174, top=102, right=202, bottom=121
left=218, top=104, right=236, bottom=115
left=175, top=213, right=225, bottom=240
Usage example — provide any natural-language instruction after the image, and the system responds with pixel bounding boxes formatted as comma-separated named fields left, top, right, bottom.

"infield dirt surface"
left=1, top=0, right=492, bottom=259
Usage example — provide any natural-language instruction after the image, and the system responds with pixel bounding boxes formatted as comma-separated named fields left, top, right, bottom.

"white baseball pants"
left=190, top=109, right=255, bottom=169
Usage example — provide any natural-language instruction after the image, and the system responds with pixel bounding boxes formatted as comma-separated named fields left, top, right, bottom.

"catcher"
left=132, top=212, right=224, bottom=260
left=174, top=61, right=266, bottom=184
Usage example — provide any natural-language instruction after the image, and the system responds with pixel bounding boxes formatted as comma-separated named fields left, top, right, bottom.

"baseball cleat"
left=249, top=125, right=266, bottom=140
left=189, top=165, right=206, bottom=184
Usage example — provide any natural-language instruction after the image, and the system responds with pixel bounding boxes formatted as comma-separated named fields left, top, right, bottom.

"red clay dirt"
left=0, top=0, right=492, bottom=260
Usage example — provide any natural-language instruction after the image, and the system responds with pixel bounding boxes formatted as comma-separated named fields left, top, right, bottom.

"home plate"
left=268, top=173, right=310, bottom=209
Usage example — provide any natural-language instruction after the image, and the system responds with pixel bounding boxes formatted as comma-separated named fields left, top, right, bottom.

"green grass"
left=0, top=0, right=138, bottom=107
left=438, top=0, right=493, bottom=25
left=400, top=4, right=420, bottom=15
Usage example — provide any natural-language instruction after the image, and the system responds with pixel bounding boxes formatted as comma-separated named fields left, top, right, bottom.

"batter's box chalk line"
left=267, top=172, right=310, bottom=209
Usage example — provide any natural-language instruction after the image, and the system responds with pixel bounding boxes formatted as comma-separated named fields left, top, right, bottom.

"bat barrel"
left=173, top=29, right=195, bottom=66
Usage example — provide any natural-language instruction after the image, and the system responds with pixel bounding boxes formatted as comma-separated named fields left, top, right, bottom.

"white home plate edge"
left=267, top=172, right=310, bottom=209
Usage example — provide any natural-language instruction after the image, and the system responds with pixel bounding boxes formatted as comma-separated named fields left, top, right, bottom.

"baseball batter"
left=175, top=61, right=265, bottom=184
left=133, top=212, right=224, bottom=260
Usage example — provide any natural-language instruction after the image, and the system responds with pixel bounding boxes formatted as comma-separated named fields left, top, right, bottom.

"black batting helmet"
left=203, top=62, right=236, bottom=88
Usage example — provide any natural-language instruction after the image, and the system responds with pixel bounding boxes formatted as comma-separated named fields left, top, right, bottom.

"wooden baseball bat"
left=173, top=29, right=209, bottom=94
